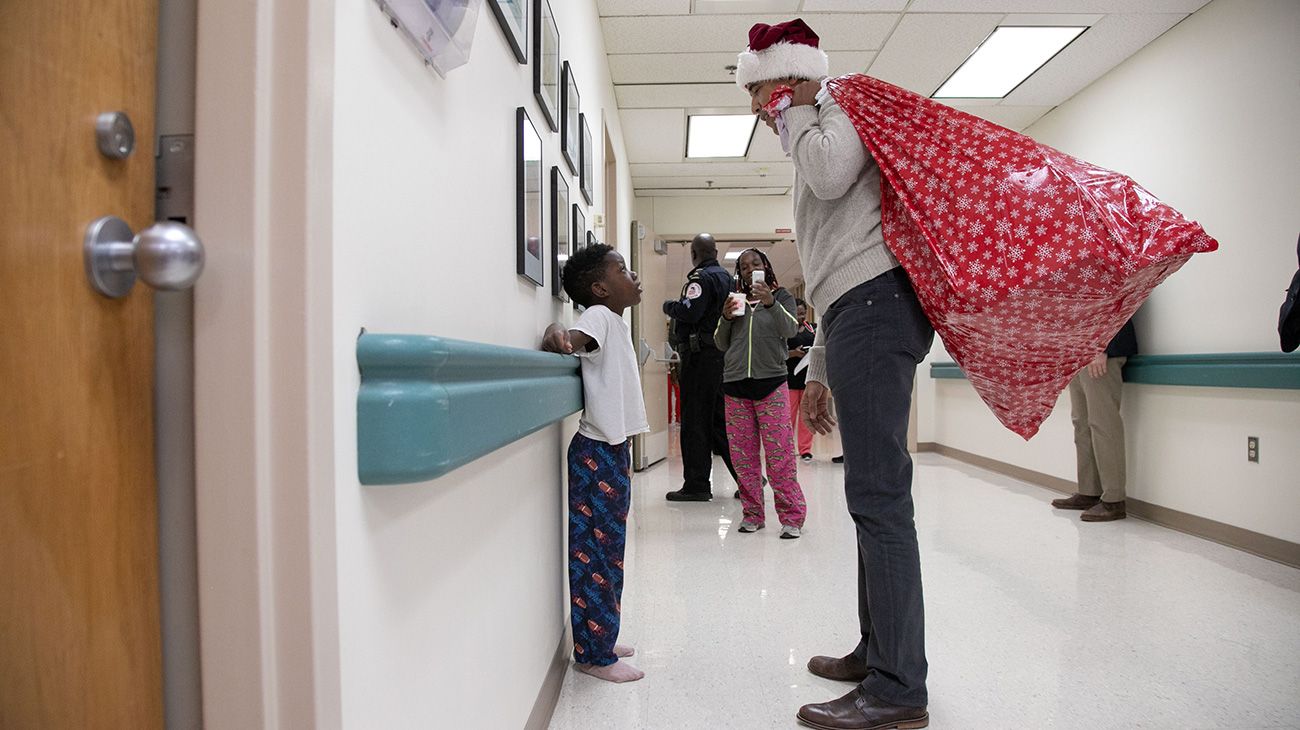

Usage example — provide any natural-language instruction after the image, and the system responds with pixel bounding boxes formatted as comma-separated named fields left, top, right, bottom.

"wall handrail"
left=929, top=351, right=1300, bottom=390
left=357, top=333, right=583, bottom=485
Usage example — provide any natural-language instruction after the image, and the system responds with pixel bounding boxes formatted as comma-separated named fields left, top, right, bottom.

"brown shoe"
left=1051, top=493, right=1100, bottom=510
left=797, top=688, right=928, bottom=730
left=807, top=653, right=871, bottom=683
left=1080, top=500, right=1127, bottom=522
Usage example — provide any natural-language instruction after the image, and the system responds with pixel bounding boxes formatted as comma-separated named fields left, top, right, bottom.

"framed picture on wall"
left=571, top=204, right=586, bottom=310
left=579, top=112, right=594, bottom=205
left=550, top=166, right=569, bottom=301
left=533, top=0, right=560, bottom=132
left=560, top=62, right=580, bottom=176
left=516, top=107, right=544, bottom=286
left=572, top=203, right=586, bottom=256
left=486, top=0, right=528, bottom=64
left=587, top=231, right=598, bottom=248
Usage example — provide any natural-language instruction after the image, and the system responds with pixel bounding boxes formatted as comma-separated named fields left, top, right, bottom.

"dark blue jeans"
left=822, top=268, right=934, bottom=708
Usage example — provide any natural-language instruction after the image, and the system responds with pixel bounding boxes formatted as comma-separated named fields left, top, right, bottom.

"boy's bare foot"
left=576, top=660, right=645, bottom=683
left=614, top=644, right=635, bottom=658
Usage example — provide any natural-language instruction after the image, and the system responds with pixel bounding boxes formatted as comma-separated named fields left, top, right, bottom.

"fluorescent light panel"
left=686, top=114, right=757, bottom=159
left=723, top=251, right=742, bottom=260
left=934, top=26, right=1086, bottom=99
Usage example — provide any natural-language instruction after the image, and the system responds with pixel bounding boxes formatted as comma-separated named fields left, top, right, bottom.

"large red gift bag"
left=822, top=74, right=1218, bottom=439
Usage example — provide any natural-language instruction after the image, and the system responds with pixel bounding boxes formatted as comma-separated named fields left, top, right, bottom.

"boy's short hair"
left=562, top=243, right=614, bottom=307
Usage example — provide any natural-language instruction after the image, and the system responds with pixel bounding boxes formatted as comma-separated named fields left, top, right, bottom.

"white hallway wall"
left=329, top=2, right=633, bottom=727
left=917, top=0, right=1300, bottom=544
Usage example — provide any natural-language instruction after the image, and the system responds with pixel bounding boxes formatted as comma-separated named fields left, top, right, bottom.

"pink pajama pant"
left=725, top=384, right=807, bottom=528
left=787, top=387, right=815, bottom=456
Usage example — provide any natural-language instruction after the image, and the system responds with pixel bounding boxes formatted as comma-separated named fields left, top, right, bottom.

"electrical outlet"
left=1247, top=436, right=1259, bottom=463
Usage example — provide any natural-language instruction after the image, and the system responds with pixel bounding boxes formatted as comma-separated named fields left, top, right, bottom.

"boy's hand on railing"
left=542, top=323, right=574, bottom=354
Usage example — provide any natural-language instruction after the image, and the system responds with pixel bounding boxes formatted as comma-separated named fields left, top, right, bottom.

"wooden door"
left=0, top=2, right=164, bottom=728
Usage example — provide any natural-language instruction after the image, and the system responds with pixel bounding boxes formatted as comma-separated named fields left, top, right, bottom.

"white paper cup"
left=727, top=292, right=746, bottom=317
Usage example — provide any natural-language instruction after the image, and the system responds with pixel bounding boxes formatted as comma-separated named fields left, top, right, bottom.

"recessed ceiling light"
left=723, top=251, right=742, bottom=260
left=934, top=26, right=1086, bottom=99
left=686, top=114, right=757, bottom=159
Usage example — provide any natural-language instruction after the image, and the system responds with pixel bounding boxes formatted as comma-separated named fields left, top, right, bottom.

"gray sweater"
left=783, top=99, right=899, bottom=385
left=714, top=287, right=801, bottom=383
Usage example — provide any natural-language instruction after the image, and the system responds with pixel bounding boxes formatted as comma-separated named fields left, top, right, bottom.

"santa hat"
left=735, top=19, right=829, bottom=90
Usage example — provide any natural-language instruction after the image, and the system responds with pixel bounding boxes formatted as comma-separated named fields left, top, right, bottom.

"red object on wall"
left=822, top=74, right=1218, bottom=438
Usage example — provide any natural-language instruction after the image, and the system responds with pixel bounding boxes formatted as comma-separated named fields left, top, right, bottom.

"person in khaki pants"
left=1053, top=319, right=1138, bottom=522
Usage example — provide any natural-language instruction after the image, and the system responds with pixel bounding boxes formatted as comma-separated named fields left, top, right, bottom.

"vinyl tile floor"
left=547, top=452, right=1300, bottom=730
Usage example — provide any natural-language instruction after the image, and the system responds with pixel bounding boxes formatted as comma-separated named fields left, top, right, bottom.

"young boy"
left=541, top=244, right=648, bottom=683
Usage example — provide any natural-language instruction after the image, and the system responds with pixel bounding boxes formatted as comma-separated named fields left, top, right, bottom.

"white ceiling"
left=599, top=0, right=1210, bottom=197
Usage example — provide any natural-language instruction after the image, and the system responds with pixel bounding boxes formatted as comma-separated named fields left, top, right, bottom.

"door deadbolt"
left=95, top=112, right=136, bottom=159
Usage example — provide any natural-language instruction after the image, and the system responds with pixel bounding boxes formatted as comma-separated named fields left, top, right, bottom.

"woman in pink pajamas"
left=715, top=249, right=807, bottom=539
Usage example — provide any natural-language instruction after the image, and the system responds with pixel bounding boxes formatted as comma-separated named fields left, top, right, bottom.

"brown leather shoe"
left=807, top=653, right=870, bottom=683
left=1081, top=500, right=1127, bottom=522
left=1051, top=493, right=1101, bottom=510
left=797, top=688, right=929, bottom=730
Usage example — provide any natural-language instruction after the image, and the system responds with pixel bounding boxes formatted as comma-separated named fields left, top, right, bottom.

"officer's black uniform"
left=663, top=258, right=740, bottom=497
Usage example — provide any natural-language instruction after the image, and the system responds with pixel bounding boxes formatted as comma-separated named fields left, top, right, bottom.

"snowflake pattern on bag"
left=824, top=74, right=1218, bottom=438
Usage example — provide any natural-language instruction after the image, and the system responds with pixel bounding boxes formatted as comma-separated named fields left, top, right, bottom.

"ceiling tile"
left=747, top=125, right=789, bottom=162
left=601, top=13, right=897, bottom=54
left=609, top=50, right=874, bottom=87
left=866, top=13, right=1002, bottom=95
left=633, top=174, right=795, bottom=188
left=947, top=104, right=1055, bottom=131
left=619, top=109, right=687, bottom=163
left=802, top=0, right=909, bottom=10
left=617, top=84, right=744, bottom=109
left=1001, top=13, right=1103, bottom=26
left=597, top=0, right=691, bottom=17
left=693, top=0, right=801, bottom=13
left=828, top=51, right=878, bottom=77
left=631, top=161, right=791, bottom=177
left=1004, top=13, right=1187, bottom=106
left=609, top=52, right=742, bottom=84
left=636, top=187, right=791, bottom=197
left=907, top=0, right=1208, bottom=11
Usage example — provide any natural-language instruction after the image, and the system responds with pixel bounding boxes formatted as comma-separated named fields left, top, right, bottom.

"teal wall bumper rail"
left=357, top=333, right=583, bottom=485
left=929, top=352, right=1300, bottom=390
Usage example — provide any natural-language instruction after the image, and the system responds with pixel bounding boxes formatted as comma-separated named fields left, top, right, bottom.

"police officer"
left=663, top=233, right=740, bottom=501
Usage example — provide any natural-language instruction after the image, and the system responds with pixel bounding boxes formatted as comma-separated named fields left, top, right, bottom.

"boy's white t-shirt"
left=570, top=305, right=649, bottom=446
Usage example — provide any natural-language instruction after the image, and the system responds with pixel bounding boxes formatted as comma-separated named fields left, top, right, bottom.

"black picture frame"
left=579, top=112, right=594, bottom=205
left=572, top=203, right=586, bottom=256
left=516, top=107, right=544, bottom=286
left=532, top=0, right=560, bottom=132
left=560, top=61, right=580, bottom=175
left=570, top=204, right=586, bottom=310
left=550, top=166, right=569, bottom=300
left=587, top=231, right=598, bottom=248
left=486, top=0, right=528, bottom=64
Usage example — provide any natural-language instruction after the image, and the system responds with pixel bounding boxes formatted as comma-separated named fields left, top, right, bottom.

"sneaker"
left=665, top=489, right=711, bottom=502
left=780, top=525, right=802, bottom=539
left=831, top=456, right=844, bottom=464
left=737, top=521, right=764, bottom=533
left=800, top=453, right=813, bottom=462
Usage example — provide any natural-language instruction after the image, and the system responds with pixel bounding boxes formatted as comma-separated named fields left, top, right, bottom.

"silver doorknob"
left=84, top=216, right=205, bottom=298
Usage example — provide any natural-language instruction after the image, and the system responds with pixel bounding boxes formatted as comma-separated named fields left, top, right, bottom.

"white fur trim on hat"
left=735, top=40, right=829, bottom=89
